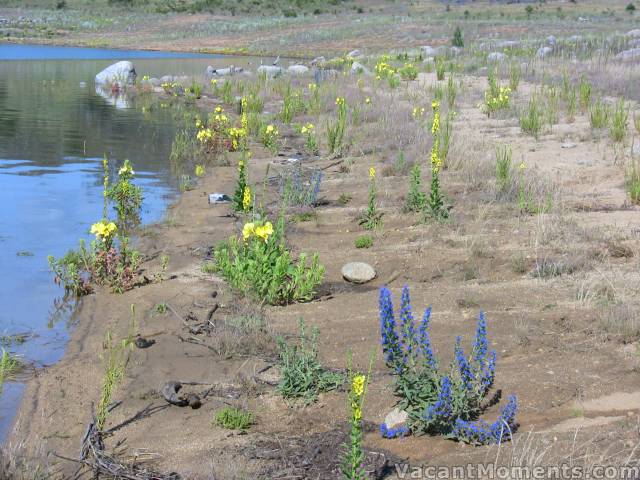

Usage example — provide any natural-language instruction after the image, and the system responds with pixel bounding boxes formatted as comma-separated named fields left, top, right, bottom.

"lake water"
left=0, top=43, right=259, bottom=441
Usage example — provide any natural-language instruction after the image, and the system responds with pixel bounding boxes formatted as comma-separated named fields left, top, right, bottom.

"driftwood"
left=55, top=405, right=181, bottom=480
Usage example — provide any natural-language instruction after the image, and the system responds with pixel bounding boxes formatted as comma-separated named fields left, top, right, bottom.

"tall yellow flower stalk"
left=427, top=101, right=447, bottom=220
left=341, top=371, right=370, bottom=480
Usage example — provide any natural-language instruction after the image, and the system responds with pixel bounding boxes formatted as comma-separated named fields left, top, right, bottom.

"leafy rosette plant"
left=378, top=286, right=518, bottom=444
left=212, top=216, right=324, bottom=305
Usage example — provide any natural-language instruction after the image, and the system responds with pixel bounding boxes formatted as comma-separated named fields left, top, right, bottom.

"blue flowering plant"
left=378, top=286, right=518, bottom=444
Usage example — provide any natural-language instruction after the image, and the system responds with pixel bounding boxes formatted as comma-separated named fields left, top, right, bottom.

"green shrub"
left=398, top=63, right=418, bottom=81
left=214, top=407, right=253, bottom=430
left=354, top=235, right=373, bottom=249
left=276, top=320, right=344, bottom=402
left=212, top=217, right=324, bottom=305
left=452, top=26, right=464, bottom=47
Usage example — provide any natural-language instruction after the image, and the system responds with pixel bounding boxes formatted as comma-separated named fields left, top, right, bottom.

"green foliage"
left=544, top=87, right=560, bottom=127
left=519, top=95, right=543, bottom=139
left=495, top=144, right=512, bottom=193
left=106, top=159, right=142, bottom=235
left=481, top=70, right=511, bottom=116
left=48, top=158, right=141, bottom=296
left=446, top=76, right=457, bottom=109
left=97, top=326, right=133, bottom=430
left=435, top=57, right=446, bottom=81
left=340, top=369, right=370, bottom=480
left=610, top=98, right=629, bottom=142
left=232, top=152, right=250, bottom=213
left=212, top=217, right=324, bottom=305
left=590, top=97, right=610, bottom=130
left=405, top=163, right=427, bottom=213
left=338, top=193, right=352, bottom=205
left=627, top=2, right=636, bottom=13
left=626, top=159, right=640, bottom=203
left=452, top=26, right=464, bottom=48
left=327, top=97, right=348, bottom=156
left=354, top=235, right=373, bottom=249
left=509, top=63, right=521, bottom=92
left=280, top=84, right=305, bottom=124
left=276, top=319, right=344, bottom=402
left=359, top=169, right=383, bottom=230
left=579, top=76, right=591, bottom=112
left=398, top=63, right=418, bottom=81
left=566, top=87, right=577, bottom=123
left=214, top=407, right=253, bottom=430
left=0, top=349, right=21, bottom=395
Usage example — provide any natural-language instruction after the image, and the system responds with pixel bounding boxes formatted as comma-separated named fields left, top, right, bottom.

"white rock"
left=347, top=49, right=362, bottom=58
left=627, top=29, right=640, bottom=38
left=487, top=52, right=507, bottom=63
left=287, top=64, right=309, bottom=75
left=350, top=61, right=372, bottom=76
left=95, top=61, right=136, bottom=85
left=537, top=46, right=552, bottom=59
left=420, top=45, right=438, bottom=57
left=547, top=35, right=557, bottom=45
left=561, top=142, right=577, bottom=149
left=384, top=407, right=409, bottom=430
left=341, top=262, right=376, bottom=284
left=257, top=65, right=283, bottom=77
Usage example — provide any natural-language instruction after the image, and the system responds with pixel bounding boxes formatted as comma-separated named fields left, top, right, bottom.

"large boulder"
left=495, top=40, right=519, bottom=49
left=95, top=61, right=136, bottom=85
left=257, top=65, right=283, bottom=78
left=627, top=29, right=640, bottom=38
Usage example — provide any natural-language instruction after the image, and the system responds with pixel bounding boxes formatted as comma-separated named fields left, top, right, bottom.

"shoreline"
left=6, top=8, right=640, bottom=475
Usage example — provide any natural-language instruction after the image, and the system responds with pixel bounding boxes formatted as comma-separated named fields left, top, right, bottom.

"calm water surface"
left=0, top=43, right=258, bottom=441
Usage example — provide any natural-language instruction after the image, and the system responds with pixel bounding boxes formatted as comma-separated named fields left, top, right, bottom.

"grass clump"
left=495, top=144, right=512, bottom=193
left=610, top=98, right=629, bottom=143
left=276, top=319, right=344, bottom=402
left=590, top=97, right=610, bottom=130
left=519, top=95, right=543, bottom=139
left=626, top=159, right=640, bottom=203
left=327, top=97, right=347, bottom=156
left=354, top=235, right=373, bottom=249
left=0, top=349, right=21, bottom=394
left=97, top=325, right=133, bottom=430
left=214, top=407, right=253, bottom=430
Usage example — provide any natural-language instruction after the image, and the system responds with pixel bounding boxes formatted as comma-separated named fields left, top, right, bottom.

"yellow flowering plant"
left=212, top=215, right=324, bottom=305
left=300, top=122, right=319, bottom=155
left=341, top=360, right=373, bottom=480
left=233, top=152, right=250, bottom=213
left=242, top=185, right=252, bottom=213
left=359, top=166, right=383, bottom=230
left=261, top=124, right=279, bottom=154
left=48, top=156, right=141, bottom=296
left=426, top=100, right=449, bottom=221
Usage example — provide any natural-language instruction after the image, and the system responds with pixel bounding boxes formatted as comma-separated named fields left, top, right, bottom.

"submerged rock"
left=95, top=60, right=136, bottom=85
left=341, top=262, right=376, bottom=284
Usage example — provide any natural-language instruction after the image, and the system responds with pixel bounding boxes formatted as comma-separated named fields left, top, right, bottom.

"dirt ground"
left=7, top=42, right=640, bottom=479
